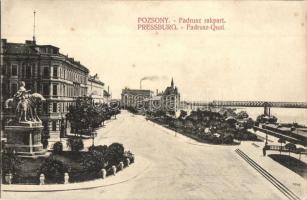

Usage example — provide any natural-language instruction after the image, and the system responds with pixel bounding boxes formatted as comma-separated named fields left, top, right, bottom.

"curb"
left=2, top=156, right=150, bottom=192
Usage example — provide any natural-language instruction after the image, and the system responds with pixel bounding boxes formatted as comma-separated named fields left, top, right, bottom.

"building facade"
left=160, top=78, right=180, bottom=113
left=103, top=87, right=112, bottom=103
left=120, top=79, right=180, bottom=114
left=87, top=73, right=104, bottom=102
left=121, top=88, right=153, bottom=111
left=1, top=39, right=89, bottom=140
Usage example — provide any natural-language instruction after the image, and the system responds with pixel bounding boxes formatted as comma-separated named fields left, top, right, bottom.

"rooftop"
left=88, top=74, right=104, bottom=86
left=122, top=88, right=153, bottom=95
left=1, top=39, right=89, bottom=73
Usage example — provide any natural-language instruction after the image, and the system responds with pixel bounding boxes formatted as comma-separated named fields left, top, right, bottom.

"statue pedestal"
left=5, top=122, right=47, bottom=157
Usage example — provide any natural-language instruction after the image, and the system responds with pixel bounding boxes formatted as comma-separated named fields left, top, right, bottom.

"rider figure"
left=14, top=81, right=31, bottom=122
left=14, top=81, right=30, bottom=100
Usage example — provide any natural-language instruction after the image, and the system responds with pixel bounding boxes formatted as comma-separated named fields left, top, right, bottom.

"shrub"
left=67, top=138, right=84, bottom=152
left=2, top=151, right=23, bottom=174
left=89, top=145, right=108, bottom=155
left=105, top=143, right=125, bottom=166
left=39, top=157, right=70, bottom=183
left=81, top=151, right=106, bottom=171
left=223, top=134, right=234, bottom=144
left=123, top=150, right=135, bottom=163
left=52, top=142, right=63, bottom=154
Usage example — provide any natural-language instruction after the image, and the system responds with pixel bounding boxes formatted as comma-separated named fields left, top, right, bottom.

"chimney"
left=156, top=89, right=158, bottom=95
left=140, top=80, right=142, bottom=89
left=2, top=39, right=7, bottom=45
left=108, top=85, right=109, bottom=93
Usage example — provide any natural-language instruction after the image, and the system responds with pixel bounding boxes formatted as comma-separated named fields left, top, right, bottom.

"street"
left=3, top=111, right=285, bottom=200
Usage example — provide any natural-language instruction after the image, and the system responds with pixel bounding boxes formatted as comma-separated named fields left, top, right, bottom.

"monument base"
left=5, top=121, right=47, bottom=158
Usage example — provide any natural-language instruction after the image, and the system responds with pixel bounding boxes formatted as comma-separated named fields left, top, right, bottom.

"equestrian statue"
left=5, top=81, right=46, bottom=123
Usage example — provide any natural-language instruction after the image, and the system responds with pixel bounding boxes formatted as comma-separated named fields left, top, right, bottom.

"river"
left=236, top=107, right=307, bottom=125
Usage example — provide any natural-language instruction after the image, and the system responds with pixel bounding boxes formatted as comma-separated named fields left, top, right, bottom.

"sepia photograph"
left=0, top=0, right=306, bottom=199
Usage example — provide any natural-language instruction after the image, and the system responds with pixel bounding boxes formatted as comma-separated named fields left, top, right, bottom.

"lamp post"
left=60, top=115, right=65, bottom=143
left=90, top=126, right=95, bottom=146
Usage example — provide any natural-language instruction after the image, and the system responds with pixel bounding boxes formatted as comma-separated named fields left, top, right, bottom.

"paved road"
left=3, top=111, right=285, bottom=200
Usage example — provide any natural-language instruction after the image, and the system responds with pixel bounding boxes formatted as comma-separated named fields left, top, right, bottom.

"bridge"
left=181, top=100, right=307, bottom=109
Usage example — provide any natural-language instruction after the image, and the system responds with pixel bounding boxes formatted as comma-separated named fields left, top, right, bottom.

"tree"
left=105, top=143, right=125, bottom=166
left=52, top=142, right=63, bottom=154
left=66, top=97, right=95, bottom=136
left=242, top=118, right=254, bottom=129
left=66, top=97, right=112, bottom=141
left=67, top=137, right=84, bottom=152
left=236, top=111, right=249, bottom=120
left=178, top=110, right=187, bottom=119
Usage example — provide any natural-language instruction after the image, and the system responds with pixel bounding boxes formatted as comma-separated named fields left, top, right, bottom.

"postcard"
left=0, top=0, right=306, bottom=200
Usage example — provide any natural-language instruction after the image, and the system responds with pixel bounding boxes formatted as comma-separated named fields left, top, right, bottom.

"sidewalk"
left=238, top=141, right=307, bottom=199
left=148, top=118, right=307, bottom=199
left=2, top=156, right=150, bottom=192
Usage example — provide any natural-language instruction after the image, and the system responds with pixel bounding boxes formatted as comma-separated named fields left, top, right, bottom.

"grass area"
left=268, top=154, right=307, bottom=180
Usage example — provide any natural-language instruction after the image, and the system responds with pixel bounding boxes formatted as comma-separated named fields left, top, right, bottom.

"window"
left=2, top=83, right=7, bottom=95
left=26, top=65, right=31, bottom=77
left=52, top=121, right=57, bottom=131
left=53, top=103, right=57, bottom=112
left=26, top=82, right=32, bottom=91
left=43, top=102, right=49, bottom=114
left=11, top=83, right=18, bottom=95
left=43, top=84, right=49, bottom=96
left=32, top=64, right=36, bottom=76
left=2, top=64, right=7, bottom=75
left=21, top=64, right=26, bottom=77
left=11, top=65, right=17, bottom=76
left=53, top=84, right=57, bottom=96
left=53, top=66, right=58, bottom=78
left=43, top=67, right=50, bottom=78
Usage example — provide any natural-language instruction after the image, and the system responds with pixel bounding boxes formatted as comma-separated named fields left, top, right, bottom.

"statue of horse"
left=26, top=93, right=46, bottom=122
left=6, top=93, right=45, bottom=123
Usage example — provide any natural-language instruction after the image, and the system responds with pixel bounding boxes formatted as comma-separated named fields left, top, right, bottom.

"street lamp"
left=90, top=126, right=95, bottom=146
left=60, top=114, right=65, bottom=143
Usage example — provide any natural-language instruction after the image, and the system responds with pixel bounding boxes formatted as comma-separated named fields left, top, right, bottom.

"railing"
left=254, top=126, right=306, bottom=146
left=264, top=145, right=307, bottom=154
left=183, top=101, right=307, bottom=108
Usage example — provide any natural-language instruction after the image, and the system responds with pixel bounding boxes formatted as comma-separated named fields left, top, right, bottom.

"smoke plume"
left=141, top=75, right=168, bottom=81
left=140, top=75, right=168, bottom=89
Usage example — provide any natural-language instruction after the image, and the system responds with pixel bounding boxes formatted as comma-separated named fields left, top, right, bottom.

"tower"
left=171, top=77, right=174, bottom=88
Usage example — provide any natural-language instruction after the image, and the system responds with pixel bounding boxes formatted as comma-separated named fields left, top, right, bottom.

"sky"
left=2, top=0, right=306, bottom=102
